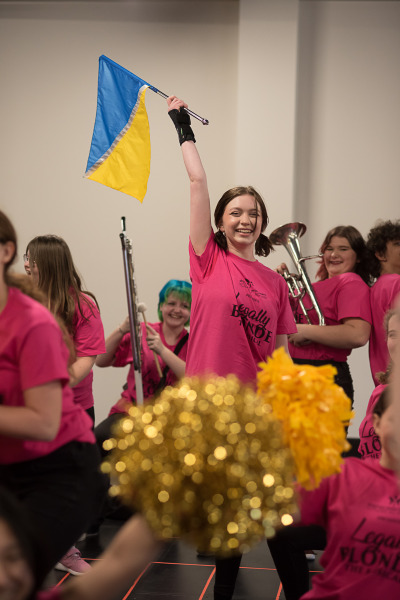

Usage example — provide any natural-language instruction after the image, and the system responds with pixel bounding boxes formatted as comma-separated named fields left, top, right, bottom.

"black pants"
left=267, top=525, right=326, bottom=600
left=86, top=405, right=95, bottom=430
left=214, top=525, right=326, bottom=600
left=0, top=441, right=105, bottom=584
left=94, top=412, right=124, bottom=458
left=292, top=358, right=354, bottom=404
left=214, top=554, right=243, bottom=600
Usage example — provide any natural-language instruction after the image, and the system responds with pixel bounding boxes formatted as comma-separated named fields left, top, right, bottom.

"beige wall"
left=294, top=1, right=400, bottom=435
left=1, top=0, right=399, bottom=435
left=0, top=0, right=240, bottom=421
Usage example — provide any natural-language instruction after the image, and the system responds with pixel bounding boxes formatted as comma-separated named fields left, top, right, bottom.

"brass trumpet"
left=269, top=222, right=325, bottom=326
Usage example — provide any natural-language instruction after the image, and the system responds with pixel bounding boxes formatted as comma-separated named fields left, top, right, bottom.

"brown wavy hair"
left=213, top=186, right=274, bottom=257
left=315, top=225, right=374, bottom=285
left=27, top=235, right=99, bottom=334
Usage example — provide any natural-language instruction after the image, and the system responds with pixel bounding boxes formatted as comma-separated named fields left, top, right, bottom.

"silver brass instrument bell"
left=270, top=222, right=325, bottom=326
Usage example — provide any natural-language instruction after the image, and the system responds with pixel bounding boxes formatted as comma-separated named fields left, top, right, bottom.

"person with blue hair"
left=84, top=279, right=192, bottom=535
left=95, top=278, right=192, bottom=442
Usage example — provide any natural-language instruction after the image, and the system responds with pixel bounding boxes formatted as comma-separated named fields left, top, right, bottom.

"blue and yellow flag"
left=85, top=56, right=151, bottom=202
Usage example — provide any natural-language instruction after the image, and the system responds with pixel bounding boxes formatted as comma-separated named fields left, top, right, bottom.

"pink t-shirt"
left=299, top=458, right=400, bottom=600
left=369, top=274, right=400, bottom=385
left=71, top=294, right=105, bottom=410
left=358, top=383, right=386, bottom=461
left=289, top=272, right=371, bottom=362
left=0, top=287, right=95, bottom=464
left=109, top=322, right=188, bottom=415
left=186, top=234, right=296, bottom=383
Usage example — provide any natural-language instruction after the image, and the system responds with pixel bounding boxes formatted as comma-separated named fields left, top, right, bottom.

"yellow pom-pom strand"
left=103, top=375, right=297, bottom=556
left=257, top=347, right=354, bottom=491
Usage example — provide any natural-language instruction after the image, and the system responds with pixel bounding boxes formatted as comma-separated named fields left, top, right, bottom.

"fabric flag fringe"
left=85, top=55, right=151, bottom=202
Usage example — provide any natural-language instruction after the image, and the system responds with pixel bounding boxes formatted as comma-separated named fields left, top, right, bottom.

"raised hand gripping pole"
left=137, top=302, right=163, bottom=378
left=148, top=87, right=209, bottom=126
left=120, top=217, right=144, bottom=405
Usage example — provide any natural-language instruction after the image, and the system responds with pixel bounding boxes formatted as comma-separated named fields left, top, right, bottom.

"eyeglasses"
left=23, top=254, right=29, bottom=262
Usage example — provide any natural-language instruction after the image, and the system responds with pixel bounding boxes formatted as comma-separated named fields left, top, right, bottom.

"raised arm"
left=167, top=96, right=212, bottom=255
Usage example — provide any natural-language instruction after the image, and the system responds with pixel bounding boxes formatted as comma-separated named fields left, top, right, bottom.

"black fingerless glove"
left=168, top=108, right=196, bottom=145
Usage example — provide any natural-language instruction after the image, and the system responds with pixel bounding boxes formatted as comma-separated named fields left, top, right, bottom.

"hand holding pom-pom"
left=102, top=374, right=296, bottom=556
left=257, top=348, right=354, bottom=490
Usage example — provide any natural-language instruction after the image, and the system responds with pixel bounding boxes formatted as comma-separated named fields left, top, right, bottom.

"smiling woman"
left=219, top=196, right=262, bottom=248
left=316, top=225, right=373, bottom=284
left=213, top=186, right=270, bottom=260
left=166, top=96, right=297, bottom=389
left=268, top=226, right=375, bottom=600
left=285, top=224, right=373, bottom=404
left=95, top=278, right=192, bottom=412
left=88, top=279, right=192, bottom=534
left=166, top=96, right=297, bottom=600
left=323, top=236, right=358, bottom=278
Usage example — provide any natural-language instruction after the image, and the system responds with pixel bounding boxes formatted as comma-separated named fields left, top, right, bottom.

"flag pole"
left=148, top=86, right=209, bottom=126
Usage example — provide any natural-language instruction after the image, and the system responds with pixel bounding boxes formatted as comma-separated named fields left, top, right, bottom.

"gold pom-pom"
left=102, top=375, right=296, bottom=555
left=257, top=348, right=354, bottom=490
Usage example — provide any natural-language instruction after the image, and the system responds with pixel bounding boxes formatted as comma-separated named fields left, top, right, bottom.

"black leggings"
left=94, top=412, right=124, bottom=458
left=214, top=554, right=242, bottom=600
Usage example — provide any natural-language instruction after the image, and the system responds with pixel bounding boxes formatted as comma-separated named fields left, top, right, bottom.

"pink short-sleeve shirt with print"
left=71, top=294, right=106, bottom=410
left=289, top=272, right=371, bottom=362
left=299, top=458, right=400, bottom=599
left=109, top=322, right=188, bottom=415
left=186, top=234, right=296, bottom=383
left=0, top=287, right=94, bottom=464
left=358, top=383, right=386, bottom=461
left=369, top=274, right=400, bottom=385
